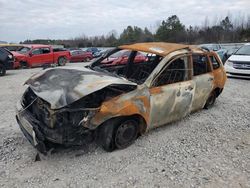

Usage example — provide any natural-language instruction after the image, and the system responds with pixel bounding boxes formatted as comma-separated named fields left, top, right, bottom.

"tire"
left=0, top=64, right=6, bottom=76
left=204, top=91, right=216, bottom=109
left=58, top=57, right=67, bottom=66
left=97, top=118, right=139, bottom=152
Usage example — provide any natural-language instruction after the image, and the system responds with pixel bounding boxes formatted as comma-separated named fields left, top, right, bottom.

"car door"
left=28, top=47, right=52, bottom=67
left=149, top=55, right=195, bottom=128
left=27, top=48, right=42, bottom=67
left=191, top=54, right=214, bottom=112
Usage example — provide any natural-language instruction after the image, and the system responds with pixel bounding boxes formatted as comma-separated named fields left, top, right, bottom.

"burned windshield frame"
left=90, top=48, right=163, bottom=85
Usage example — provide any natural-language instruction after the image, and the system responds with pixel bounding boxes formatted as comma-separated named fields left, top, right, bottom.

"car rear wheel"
left=204, top=91, right=216, bottom=109
left=0, top=64, right=6, bottom=76
left=58, top=57, right=67, bottom=66
left=97, top=118, right=139, bottom=152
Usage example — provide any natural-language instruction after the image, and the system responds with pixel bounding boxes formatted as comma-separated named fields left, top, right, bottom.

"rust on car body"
left=16, top=42, right=227, bottom=154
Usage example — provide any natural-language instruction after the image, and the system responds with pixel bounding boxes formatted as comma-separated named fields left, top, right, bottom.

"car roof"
left=22, top=44, right=51, bottom=48
left=119, top=42, right=202, bottom=56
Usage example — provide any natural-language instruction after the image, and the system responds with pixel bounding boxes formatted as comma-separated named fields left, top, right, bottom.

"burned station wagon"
left=16, top=42, right=227, bottom=154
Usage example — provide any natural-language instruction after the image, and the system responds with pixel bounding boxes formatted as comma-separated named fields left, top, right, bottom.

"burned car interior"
left=90, top=48, right=163, bottom=84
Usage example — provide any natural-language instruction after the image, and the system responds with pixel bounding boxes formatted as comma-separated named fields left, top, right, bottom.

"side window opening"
left=71, top=51, right=77, bottom=56
left=153, top=56, right=189, bottom=87
left=209, top=55, right=220, bottom=70
left=32, top=48, right=41, bottom=55
left=126, top=51, right=163, bottom=83
left=41, top=48, right=50, bottom=54
left=192, top=54, right=211, bottom=76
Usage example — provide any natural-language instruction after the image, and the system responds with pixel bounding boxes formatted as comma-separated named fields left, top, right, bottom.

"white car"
left=224, top=43, right=250, bottom=78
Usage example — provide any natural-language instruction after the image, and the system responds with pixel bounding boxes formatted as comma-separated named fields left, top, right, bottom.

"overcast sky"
left=0, top=0, right=249, bottom=43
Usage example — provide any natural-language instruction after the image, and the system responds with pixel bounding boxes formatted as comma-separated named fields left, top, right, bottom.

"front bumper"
left=16, top=101, right=49, bottom=154
left=224, top=64, right=250, bottom=79
left=16, top=100, right=94, bottom=154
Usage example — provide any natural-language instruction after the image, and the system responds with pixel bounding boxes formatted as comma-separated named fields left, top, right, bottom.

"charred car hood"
left=25, top=67, right=137, bottom=109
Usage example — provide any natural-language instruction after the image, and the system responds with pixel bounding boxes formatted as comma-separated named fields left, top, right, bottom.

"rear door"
left=191, top=54, right=214, bottom=112
left=149, top=55, right=195, bottom=128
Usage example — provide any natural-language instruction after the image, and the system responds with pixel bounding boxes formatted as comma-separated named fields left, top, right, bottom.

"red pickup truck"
left=12, top=44, right=71, bottom=68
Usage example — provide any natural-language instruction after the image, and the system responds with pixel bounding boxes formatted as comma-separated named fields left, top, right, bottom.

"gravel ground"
left=0, top=63, right=249, bottom=188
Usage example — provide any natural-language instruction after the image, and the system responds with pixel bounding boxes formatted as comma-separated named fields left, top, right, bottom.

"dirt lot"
left=0, top=63, right=249, bottom=188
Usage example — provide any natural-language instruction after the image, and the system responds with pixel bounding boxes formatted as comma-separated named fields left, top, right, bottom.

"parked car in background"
left=16, top=42, right=226, bottom=154
left=13, top=45, right=71, bottom=68
left=0, top=47, right=14, bottom=76
left=224, top=43, right=250, bottom=78
left=0, top=44, right=24, bottom=51
left=101, top=50, right=147, bottom=65
left=86, top=47, right=101, bottom=57
left=199, top=44, right=228, bottom=63
left=225, top=46, right=241, bottom=58
left=70, top=50, right=93, bottom=62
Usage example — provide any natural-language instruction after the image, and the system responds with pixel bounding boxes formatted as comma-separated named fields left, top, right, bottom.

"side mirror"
left=29, top=52, right=33, bottom=57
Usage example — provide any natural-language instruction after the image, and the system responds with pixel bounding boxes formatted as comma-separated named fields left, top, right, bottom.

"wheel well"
left=97, top=114, right=147, bottom=135
left=214, top=87, right=223, bottom=97
left=58, top=56, right=65, bottom=60
left=20, top=61, right=28, bottom=68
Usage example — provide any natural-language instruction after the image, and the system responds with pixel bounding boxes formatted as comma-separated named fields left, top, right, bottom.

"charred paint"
left=16, top=42, right=227, bottom=153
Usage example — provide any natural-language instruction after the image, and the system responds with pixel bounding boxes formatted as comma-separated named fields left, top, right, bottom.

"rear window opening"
left=91, top=49, right=163, bottom=84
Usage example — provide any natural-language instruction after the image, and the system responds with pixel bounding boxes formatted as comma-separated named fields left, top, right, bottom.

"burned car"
left=16, top=42, right=227, bottom=154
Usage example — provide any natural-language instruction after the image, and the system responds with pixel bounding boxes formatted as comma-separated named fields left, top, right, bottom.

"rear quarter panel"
left=53, top=51, right=71, bottom=62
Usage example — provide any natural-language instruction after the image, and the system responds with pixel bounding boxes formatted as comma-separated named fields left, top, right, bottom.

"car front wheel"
left=97, top=118, right=139, bottom=152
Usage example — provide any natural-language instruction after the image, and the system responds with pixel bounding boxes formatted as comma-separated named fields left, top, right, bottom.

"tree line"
left=21, top=15, right=250, bottom=48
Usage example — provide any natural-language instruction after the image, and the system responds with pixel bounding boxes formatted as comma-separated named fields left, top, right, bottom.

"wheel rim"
left=59, top=58, right=66, bottom=66
left=115, top=120, right=138, bottom=148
